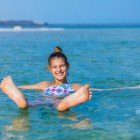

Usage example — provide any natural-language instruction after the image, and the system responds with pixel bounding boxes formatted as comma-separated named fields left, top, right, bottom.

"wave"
left=0, top=26, right=65, bottom=32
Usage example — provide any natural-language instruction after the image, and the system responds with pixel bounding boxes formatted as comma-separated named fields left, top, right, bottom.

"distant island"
left=0, top=20, right=140, bottom=28
left=0, top=20, right=48, bottom=27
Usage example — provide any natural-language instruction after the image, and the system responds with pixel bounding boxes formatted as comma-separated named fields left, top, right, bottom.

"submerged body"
left=0, top=76, right=90, bottom=111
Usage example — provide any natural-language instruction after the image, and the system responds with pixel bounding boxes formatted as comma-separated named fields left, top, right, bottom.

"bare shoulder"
left=37, top=81, right=50, bottom=90
left=72, top=83, right=82, bottom=91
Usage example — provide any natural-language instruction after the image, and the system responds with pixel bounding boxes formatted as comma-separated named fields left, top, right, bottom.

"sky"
left=0, top=0, right=140, bottom=24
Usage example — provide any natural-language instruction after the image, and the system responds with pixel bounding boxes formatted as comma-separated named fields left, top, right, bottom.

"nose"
left=56, top=66, right=61, bottom=72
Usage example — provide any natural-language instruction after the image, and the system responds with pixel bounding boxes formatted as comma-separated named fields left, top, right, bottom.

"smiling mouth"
left=56, top=73, right=63, bottom=76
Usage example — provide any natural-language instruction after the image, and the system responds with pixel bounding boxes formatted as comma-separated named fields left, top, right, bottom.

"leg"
left=0, top=76, right=28, bottom=109
left=57, top=84, right=90, bottom=111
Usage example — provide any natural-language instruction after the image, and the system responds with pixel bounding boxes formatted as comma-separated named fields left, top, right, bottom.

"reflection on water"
left=58, top=111, right=78, bottom=121
left=58, top=111, right=93, bottom=129
left=5, top=110, right=30, bottom=131
left=2, top=110, right=30, bottom=139
left=62, top=118, right=92, bottom=129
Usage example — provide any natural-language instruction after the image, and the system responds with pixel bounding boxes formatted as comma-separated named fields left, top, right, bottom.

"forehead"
left=50, top=57, right=65, bottom=65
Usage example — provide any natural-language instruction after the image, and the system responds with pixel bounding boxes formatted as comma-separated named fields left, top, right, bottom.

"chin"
left=55, top=75, right=65, bottom=81
left=56, top=77, right=65, bottom=81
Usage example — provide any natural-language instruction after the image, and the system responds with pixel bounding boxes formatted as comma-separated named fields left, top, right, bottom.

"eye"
left=60, top=64, right=66, bottom=68
left=52, top=66, right=57, bottom=69
left=61, top=64, right=66, bottom=67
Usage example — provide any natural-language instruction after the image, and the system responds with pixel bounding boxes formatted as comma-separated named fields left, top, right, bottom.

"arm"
left=17, top=81, right=49, bottom=91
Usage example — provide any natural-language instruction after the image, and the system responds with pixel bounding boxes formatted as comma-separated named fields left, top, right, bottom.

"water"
left=0, top=27, right=140, bottom=140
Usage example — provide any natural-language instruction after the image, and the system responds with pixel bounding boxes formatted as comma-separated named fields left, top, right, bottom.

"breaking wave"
left=0, top=26, right=65, bottom=32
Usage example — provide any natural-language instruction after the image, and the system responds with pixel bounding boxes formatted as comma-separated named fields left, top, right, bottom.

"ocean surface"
left=0, top=27, right=140, bottom=140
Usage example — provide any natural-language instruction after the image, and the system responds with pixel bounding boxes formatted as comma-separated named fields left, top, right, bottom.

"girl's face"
left=48, top=57, right=68, bottom=81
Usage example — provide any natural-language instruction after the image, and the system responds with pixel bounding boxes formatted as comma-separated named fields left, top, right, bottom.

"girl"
left=0, top=47, right=91, bottom=111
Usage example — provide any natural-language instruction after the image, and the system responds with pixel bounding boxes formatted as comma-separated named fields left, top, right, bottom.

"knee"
left=57, top=103, right=67, bottom=112
left=57, top=103, right=64, bottom=112
left=18, top=98, right=28, bottom=109
left=19, top=103, right=28, bottom=109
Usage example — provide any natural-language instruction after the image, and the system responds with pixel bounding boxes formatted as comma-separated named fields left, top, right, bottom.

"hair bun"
left=54, top=46, right=63, bottom=53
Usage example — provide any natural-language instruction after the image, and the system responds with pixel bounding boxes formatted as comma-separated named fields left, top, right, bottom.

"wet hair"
left=48, top=46, right=69, bottom=67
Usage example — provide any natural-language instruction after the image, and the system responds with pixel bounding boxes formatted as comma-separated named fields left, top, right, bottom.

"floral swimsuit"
left=44, top=83, right=75, bottom=98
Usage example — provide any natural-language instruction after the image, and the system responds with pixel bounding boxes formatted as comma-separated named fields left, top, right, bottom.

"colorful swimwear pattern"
left=44, top=83, right=74, bottom=98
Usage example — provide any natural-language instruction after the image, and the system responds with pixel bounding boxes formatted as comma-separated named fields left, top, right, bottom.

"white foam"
left=0, top=26, right=65, bottom=32
left=13, top=26, right=22, bottom=31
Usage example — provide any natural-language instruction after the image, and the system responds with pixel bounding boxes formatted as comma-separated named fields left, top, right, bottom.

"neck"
left=53, top=78, right=68, bottom=85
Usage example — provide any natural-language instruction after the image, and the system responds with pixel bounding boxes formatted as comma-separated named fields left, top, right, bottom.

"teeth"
left=56, top=73, right=62, bottom=76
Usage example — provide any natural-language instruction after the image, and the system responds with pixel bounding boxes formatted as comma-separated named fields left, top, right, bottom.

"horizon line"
left=0, top=20, right=140, bottom=25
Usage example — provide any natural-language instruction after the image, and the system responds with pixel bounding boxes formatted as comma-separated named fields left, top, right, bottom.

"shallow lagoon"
left=0, top=28, right=140, bottom=140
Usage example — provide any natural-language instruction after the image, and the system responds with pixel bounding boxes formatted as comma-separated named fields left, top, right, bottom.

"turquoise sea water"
left=0, top=28, right=140, bottom=140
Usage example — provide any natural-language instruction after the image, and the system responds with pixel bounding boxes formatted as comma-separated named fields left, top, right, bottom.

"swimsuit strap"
left=48, top=82, right=52, bottom=87
left=47, top=81, right=69, bottom=88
